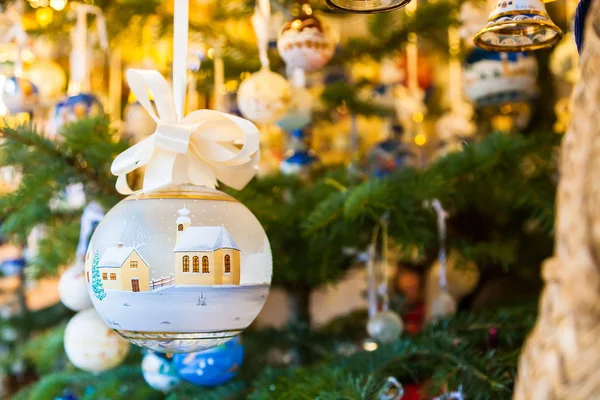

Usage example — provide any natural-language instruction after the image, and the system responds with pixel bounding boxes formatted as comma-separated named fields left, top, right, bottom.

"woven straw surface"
left=514, top=1, right=600, bottom=398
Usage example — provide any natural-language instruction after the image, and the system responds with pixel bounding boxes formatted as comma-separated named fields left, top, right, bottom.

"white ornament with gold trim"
left=237, top=68, right=291, bottom=125
left=59, top=263, right=93, bottom=311
left=473, top=0, right=562, bottom=51
left=277, top=14, right=335, bottom=72
left=64, top=308, right=130, bottom=372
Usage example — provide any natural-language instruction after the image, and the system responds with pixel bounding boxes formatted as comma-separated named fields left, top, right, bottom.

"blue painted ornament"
left=574, top=0, right=591, bottom=54
left=366, top=125, right=417, bottom=177
left=1, top=258, right=25, bottom=276
left=53, top=93, right=104, bottom=133
left=463, top=49, right=538, bottom=107
left=1, top=77, right=39, bottom=114
left=141, top=352, right=181, bottom=393
left=173, top=336, right=244, bottom=387
left=53, top=388, right=78, bottom=400
left=280, top=129, right=318, bottom=177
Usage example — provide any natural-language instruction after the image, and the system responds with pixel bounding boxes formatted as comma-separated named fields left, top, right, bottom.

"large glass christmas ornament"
left=1, top=77, right=39, bottom=115
left=141, top=352, right=181, bottom=393
left=366, top=125, right=417, bottom=177
left=277, top=86, right=312, bottom=132
left=86, top=185, right=272, bottom=353
left=237, top=69, right=291, bottom=124
left=59, top=264, right=93, bottom=311
left=325, top=0, right=411, bottom=14
left=173, top=336, right=244, bottom=387
left=64, top=308, right=130, bottom=372
left=277, top=13, right=335, bottom=72
left=463, top=49, right=537, bottom=107
left=473, top=0, right=562, bottom=52
left=25, top=60, right=66, bottom=103
left=367, top=311, right=403, bottom=343
left=52, top=93, right=104, bottom=133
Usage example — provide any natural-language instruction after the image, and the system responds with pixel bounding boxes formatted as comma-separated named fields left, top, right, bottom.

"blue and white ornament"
left=463, top=49, right=538, bottom=107
left=366, top=125, right=417, bottom=178
left=280, top=129, right=318, bottom=176
left=141, top=352, right=181, bottom=393
left=0, top=257, right=25, bottom=276
left=173, top=336, right=244, bottom=387
left=1, top=77, right=39, bottom=114
left=52, top=93, right=104, bottom=133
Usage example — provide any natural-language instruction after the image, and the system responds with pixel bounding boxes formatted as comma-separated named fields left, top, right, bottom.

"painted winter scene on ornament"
left=85, top=185, right=272, bottom=353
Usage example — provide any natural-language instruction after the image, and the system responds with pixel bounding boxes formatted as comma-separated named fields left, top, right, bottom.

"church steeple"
left=176, top=206, right=191, bottom=243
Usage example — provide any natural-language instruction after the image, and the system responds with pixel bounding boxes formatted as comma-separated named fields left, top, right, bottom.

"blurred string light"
left=414, top=132, right=427, bottom=146
left=49, top=0, right=67, bottom=10
left=35, top=7, right=53, bottom=27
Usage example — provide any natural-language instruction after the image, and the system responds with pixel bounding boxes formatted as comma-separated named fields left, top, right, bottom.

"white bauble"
left=64, top=308, right=130, bottom=372
left=427, top=289, right=457, bottom=321
left=277, top=86, right=312, bottom=132
left=1, top=77, right=39, bottom=114
left=59, top=264, right=93, bottom=311
left=123, top=101, right=156, bottom=142
left=237, top=69, right=291, bottom=124
left=277, top=16, right=335, bottom=72
left=367, top=311, right=403, bottom=343
left=86, top=184, right=272, bottom=353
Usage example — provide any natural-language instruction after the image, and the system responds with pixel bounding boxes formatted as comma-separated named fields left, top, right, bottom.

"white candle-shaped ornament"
left=69, top=4, right=108, bottom=95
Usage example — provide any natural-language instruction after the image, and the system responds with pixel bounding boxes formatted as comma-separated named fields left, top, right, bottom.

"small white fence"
left=150, top=274, right=175, bottom=290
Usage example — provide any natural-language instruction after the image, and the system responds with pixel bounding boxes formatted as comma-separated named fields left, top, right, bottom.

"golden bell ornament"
left=473, top=0, right=563, bottom=51
left=325, top=0, right=411, bottom=14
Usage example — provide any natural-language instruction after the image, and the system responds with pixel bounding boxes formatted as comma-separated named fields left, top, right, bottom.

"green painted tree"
left=91, top=251, right=106, bottom=301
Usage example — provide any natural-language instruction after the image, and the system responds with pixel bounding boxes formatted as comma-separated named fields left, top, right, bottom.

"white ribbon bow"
left=111, top=69, right=260, bottom=195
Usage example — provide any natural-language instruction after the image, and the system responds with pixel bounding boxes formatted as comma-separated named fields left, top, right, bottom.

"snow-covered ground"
left=95, top=284, right=269, bottom=332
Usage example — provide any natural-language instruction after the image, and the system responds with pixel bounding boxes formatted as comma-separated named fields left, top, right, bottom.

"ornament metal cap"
left=473, top=0, right=563, bottom=51
left=325, top=0, right=411, bottom=14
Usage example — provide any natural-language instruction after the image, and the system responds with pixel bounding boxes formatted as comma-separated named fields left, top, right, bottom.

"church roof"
left=99, top=247, right=147, bottom=268
left=173, top=226, right=239, bottom=253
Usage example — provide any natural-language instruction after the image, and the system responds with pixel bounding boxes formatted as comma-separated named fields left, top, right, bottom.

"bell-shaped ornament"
left=473, top=0, right=562, bottom=51
left=325, top=0, right=411, bottom=14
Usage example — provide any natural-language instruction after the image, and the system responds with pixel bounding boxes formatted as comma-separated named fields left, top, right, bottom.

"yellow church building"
left=172, top=207, right=241, bottom=286
left=94, top=243, right=150, bottom=292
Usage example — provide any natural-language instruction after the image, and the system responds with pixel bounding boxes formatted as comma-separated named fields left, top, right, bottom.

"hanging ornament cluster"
left=473, top=0, right=562, bottom=51
left=141, top=337, right=244, bottom=392
left=277, top=2, right=335, bottom=72
left=87, top=0, right=272, bottom=354
left=237, top=0, right=291, bottom=124
left=463, top=49, right=538, bottom=108
left=60, top=202, right=131, bottom=373
left=50, top=4, right=107, bottom=135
